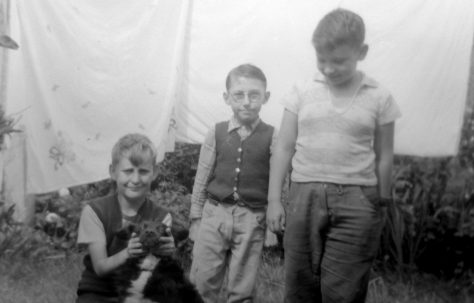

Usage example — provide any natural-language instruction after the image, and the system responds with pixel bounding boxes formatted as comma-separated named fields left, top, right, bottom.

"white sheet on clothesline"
left=6, top=0, right=188, bottom=193
left=4, top=0, right=474, bottom=194
left=177, top=0, right=474, bottom=158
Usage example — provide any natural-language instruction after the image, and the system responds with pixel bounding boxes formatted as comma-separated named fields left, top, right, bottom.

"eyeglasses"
left=230, top=91, right=264, bottom=104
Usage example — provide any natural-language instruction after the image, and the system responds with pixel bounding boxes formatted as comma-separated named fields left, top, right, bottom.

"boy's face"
left=109, top=153, right=156, bottom=204
left=223, top=76, right=270, bottom=125
left=316, top=43, right=368, bottom=88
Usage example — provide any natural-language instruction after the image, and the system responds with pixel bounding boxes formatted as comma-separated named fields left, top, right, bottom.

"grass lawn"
left=0, top=249, right=472, bottom=303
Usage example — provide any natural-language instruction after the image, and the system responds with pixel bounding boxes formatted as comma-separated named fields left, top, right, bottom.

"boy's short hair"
left=225, top=64, right=267, bottom=90
left=111, top=133, right=157, bottom=169
left=312, top=8, right=365, bottom=51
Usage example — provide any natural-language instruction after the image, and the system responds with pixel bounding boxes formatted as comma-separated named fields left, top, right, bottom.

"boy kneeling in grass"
left=75, top=133, right=175, bottom=302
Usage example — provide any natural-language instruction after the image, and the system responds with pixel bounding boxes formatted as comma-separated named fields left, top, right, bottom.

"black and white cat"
left=113, top=220, right=203, bottom=303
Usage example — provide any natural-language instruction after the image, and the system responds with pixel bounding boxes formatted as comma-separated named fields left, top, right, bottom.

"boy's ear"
left=152, top=163, right=159, bottom=180
left=223, top=92, right=231, bottom=105
left=109, top=164, right=116, bottom=181
left=263, top=91, right=271, bottom=105
left=358, top=44, right=369, bottom=60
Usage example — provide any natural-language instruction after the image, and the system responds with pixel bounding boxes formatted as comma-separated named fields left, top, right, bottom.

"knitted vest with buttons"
left=207, top=120, right=273, bottom=208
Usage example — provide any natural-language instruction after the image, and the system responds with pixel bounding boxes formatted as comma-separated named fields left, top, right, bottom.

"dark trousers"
left=284, top=182, right=385, bottom=303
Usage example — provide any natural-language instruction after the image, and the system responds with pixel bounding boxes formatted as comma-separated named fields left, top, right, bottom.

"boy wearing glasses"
left=189, top=63, right=276, bottom=302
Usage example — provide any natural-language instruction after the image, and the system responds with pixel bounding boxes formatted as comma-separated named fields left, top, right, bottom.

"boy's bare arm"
left=267, top=110, right=297, bottom=232
left=374, top=122, right=395, bottom=198
left=77, top=205, right=131, bottom=276
left=88, top=235, right=141, bottom=277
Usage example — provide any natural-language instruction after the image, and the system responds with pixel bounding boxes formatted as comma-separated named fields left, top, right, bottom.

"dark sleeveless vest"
left=76, top=194, right=168, bottom=297
left=206, top=121, right=273, bottom=208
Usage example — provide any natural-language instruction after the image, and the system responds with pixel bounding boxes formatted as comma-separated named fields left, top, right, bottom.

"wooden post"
left=2, top=126, right=34, bottom=224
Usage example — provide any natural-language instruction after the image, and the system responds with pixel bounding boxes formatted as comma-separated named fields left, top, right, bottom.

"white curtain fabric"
left=0, top=0, right=10, bottom=108
left=177, top=0, right=474, bottom=157
left=4, top=0, right=474, bottom=194
left=6, top=0, right=189, bottom=193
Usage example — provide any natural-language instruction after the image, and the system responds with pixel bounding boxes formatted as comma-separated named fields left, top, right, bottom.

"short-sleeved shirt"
left=283, top=73, right=402, bottom=185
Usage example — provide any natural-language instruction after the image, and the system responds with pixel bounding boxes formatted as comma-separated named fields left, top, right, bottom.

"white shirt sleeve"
left=162, top=212, right=172, bottom=228
left=77, top=204, right=106, bottom=245
left=378, top=93, right=402, bottom=125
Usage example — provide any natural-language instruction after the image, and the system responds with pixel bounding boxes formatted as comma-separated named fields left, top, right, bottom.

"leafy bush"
left=153, top=142, right=200, bottom=193
left=378, top=156, right=474, bottom=282
left=34, top=179, right=113, bottom=253
left=0, top=201, right=52, bottom=260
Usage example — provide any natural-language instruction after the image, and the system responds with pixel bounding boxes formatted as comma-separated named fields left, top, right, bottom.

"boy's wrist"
left=267, top=194, right=282, bottom=204
left=122, top=247, right=131, bottom=260
left=267, top=199, right=282, bottom=206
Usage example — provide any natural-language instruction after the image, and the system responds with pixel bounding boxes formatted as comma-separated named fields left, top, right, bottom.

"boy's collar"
left=313, top=72, right=378, bottom=88
left=228, top=116, right=260, bottom=133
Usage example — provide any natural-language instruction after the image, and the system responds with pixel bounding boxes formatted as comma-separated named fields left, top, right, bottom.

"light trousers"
left=190, top=200, right=266, bottom=303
